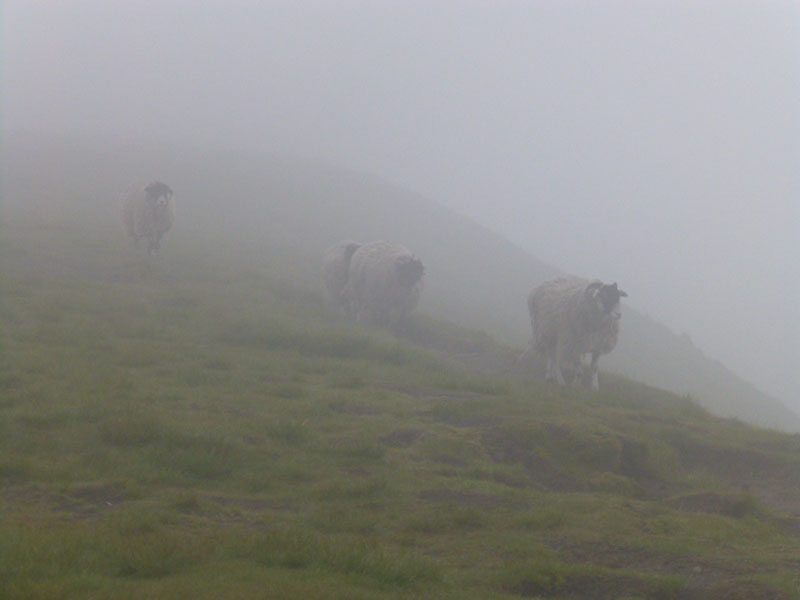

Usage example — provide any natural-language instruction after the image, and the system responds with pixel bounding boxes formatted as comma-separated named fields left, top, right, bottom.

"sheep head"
left=586, top=281, right=628, bottom=320
left=145, top=182, right=173, bottom=217
left=396, top=256, right=425, bottom=287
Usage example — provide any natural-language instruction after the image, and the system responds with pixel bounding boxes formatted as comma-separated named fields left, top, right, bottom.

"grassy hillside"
left=3, top=131, right=797, bottom=432
left=2, top=204, right=800, bottom=599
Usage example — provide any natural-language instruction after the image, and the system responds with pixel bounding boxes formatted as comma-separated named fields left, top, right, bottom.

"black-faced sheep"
left=343, top=241, right=424, bottom=329
left=122, top=182, right=175, bottom=256
left=322, top=240, right=362, bottom=316
left=526, top=277, right=627, bottom=390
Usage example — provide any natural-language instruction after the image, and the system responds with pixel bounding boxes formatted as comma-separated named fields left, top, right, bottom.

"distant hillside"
left=4, top=188, right=800, bottom=599
left=3, top=130, right=798, bottom=432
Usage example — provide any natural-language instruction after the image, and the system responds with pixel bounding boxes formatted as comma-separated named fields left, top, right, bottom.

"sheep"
left=343, top=241, right=424, bottom=329
left=525, top=277, right=627, bottom=391
left=122, top=182, right=175, bottom=256
left=322, top=240, right=362, bottom=316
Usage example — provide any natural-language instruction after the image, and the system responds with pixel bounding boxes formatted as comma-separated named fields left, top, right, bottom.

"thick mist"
left=3, top=1, right=799, bottom=408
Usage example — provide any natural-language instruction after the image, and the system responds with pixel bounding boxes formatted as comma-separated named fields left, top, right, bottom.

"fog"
left=3, top=1, right=799, bottom=409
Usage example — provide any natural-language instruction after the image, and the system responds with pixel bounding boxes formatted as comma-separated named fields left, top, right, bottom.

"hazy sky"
left=3, top=1, right=799, bottom=407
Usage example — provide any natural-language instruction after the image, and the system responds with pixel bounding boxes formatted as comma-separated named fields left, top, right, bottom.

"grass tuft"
left=233, top=527, right=442, bottom=589
left=98, top=413, right=163, bottom=447
left=266, top=420, right=309, bottom=446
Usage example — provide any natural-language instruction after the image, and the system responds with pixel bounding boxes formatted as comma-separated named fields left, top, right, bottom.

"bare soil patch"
left=2, top=482, right=131, bottom=519
left=380, top=428, right=422, bottom=448
left=433, top=411, right=503, bottom=429
left=510, top=571, right=687, bottom=600
left=666, top=491, right=761, bottom=519
left=482, top=428, right=585, bottom=492
left=330, top=402, right=380, bottom=416
left=204, top=493, right=291, bottom=513
left=701, top=580, right=796, bottom=600
left=550, top=538, right=745, bottom=584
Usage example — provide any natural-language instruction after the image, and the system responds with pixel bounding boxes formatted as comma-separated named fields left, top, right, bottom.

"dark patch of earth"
left=511, top=567, right=793, bottom=600
left=417, top=488, right=522, bottom=510
left=3, top=482, right=131, bottom=519
left=550, top=538, right=745, bottom=585
left=380, top=429, right=422, bottom=448
left=666, top=491, right=760, bottom=519
left=482, top=428, right=585, bottom=492
left=204, top=494, right=291, bottom=512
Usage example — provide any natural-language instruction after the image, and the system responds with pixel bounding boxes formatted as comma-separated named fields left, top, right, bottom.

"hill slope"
left=2, top=131, right=798, bottom=432
left=2, top=202, right=800, bottom=598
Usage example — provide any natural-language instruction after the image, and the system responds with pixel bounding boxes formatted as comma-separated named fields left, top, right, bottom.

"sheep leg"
left=551, top=342, right=567, bottom=385
left=340, top=292, right=353, bottom=318
left=586, top=353, right=600, bottom=391
left=569, top=362, right=582, bottom=385
left=544, top=356, right=554, bottom=382
left=544, top=351, right=559, bottom=383
left=516, top=346, right=531, bottom=366
left=554, top=363, right=567, bottom=386
left=358, top=302, right=372, bottom=324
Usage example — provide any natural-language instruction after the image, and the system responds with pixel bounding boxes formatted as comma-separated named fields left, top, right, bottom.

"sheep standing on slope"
left=343, top=241, right=424, bottom=329
left=322, top=240, right=362, bottom=316
left=122, top=182, right=175, bottom=256
left=526, top=277, right=627, bottom=391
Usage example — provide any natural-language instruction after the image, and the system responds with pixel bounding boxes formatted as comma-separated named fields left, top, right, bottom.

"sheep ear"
left=618, top=289, right=628, bottom=298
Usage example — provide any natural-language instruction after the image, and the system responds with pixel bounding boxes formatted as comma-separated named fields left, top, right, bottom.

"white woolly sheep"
left=526, top=277, right=627, bottom=390
left=322, top=240, right=362, bottom=316
left=343, top=241, right=425, bottom=329
left=122, top=182, right=175, bottom=256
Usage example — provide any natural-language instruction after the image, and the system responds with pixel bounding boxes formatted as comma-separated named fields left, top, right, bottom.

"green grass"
left=2, top=210, right=800, bottom=599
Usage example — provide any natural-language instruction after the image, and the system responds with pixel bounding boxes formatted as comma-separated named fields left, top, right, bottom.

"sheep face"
left=588, top=282, right=628, bottom=320
left=152, top=194, right=171, bottom=217
left=395, top=257, right=424, bottom=288
left=145, top=183, right=173, bottom=219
